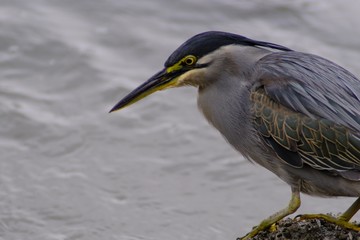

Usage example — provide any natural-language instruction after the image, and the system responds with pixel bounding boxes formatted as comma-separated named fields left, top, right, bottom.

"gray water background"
left=1, top=1, right=360, bottom=239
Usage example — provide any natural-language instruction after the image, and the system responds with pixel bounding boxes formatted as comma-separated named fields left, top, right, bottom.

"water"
left=1, top=1, right=360, bottom=239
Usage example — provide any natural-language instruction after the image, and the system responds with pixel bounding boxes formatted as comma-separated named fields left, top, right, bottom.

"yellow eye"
left=183, top=55, right=197, bottom=66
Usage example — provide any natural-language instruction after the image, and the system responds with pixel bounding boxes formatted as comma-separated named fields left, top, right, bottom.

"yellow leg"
left=237, top=186, right=301, bottom=240
left=296, top=197, right=360, bottom=232
left=339, top=197, right=360, bottom=221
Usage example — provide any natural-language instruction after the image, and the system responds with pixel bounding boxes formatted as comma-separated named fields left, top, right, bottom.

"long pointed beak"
left=109, top=68, right=179, bottom=112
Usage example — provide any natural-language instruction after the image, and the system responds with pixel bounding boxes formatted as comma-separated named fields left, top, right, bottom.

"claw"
left=294, top=214, right=305, bottom=221
left=269, top=223, right=278, bottom=232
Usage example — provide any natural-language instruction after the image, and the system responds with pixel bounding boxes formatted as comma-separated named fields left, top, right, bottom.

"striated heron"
left=110, top=31, right=360, bottom=239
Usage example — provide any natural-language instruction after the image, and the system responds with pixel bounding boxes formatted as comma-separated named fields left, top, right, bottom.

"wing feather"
left=251, top=88, right=360, bottom=179
left=253, top=52, right=360, bottom=131
left=250, top=51, right=360, bottom=180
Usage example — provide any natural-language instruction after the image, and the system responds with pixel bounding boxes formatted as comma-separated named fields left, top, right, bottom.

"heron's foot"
left=295, top=213, right=360, bottom=232
left=236, top=222, right=278, bottom=240
left=237, top=187, right=301, bottom=239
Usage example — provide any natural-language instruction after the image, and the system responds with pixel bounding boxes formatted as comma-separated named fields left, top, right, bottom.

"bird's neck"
left=197, top=77, right=252, bottom=142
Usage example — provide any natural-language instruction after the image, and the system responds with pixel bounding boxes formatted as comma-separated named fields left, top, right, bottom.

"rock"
left=249, top=217, right=360, bottom=240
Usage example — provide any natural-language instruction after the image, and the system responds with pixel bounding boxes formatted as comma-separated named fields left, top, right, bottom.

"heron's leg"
left=296, top=197, right=360, bottom=231
left=238, top=186, right=301, bottom=240
left=339, top=197, right=360, bottom=221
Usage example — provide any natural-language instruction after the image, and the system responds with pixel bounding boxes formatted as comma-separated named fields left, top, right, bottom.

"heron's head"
left=110, top=31, right=291, bottom=112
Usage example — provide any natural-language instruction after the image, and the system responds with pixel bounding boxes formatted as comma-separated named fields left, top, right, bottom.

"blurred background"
left=0, top=0, right=360, bottom=239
